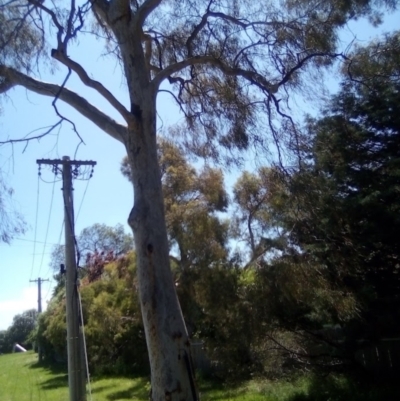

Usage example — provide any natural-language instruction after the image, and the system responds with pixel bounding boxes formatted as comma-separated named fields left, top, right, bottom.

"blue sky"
left=0, top=9, right=399, bottom=331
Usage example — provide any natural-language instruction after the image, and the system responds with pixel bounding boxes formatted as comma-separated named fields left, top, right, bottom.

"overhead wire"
left=35, top=163, right=62, bottom=309
left=75, top=177, right=91, bottom=224
left=38, top=171, right=57, bottom=277
left=29, top=173, right=40, bottom=281
left=78, top=290, right=93, bottom=401
left=62, top=179, right=82, bottom=268
left=10, top=237, right=61, bottom=245
left=43, top=162, right=93, bottom=302
left=43, top=219, right=65, bottom=302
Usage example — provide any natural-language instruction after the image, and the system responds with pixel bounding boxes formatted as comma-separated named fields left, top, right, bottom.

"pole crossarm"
left=37, top=159, right=97, bottom=166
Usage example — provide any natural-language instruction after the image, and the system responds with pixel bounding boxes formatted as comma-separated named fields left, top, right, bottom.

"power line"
left=38, top=174, right=57, bottom=277
left=7, top=237, right=61, bottom=245
left=30, top=174, right=40, bottom=281
left=43, top=219, right=65, bottom=302
left=78, top=290, right=93, bottom=401
left=75, top=178, right=91, bottom=224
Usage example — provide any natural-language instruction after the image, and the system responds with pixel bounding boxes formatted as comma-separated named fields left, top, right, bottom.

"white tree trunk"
left=125, top=93, right=198, bottom=401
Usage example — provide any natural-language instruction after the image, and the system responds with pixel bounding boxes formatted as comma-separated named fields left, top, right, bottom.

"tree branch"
left=153, top=56, right=278, bottom=93
left=0, top=65, right=127, bottom=143
left=135, top=0, right=162, bottom=26
left=28, top=0, right=64, bottom=46
left=0, top=121, right=64, bottom=152
left=51, top=49, right=132, bottom=124
left=277, top=52, right=345, bottom=88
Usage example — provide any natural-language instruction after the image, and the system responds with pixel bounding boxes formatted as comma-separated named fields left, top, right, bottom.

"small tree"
left=2, top=309, right=38, bottom=352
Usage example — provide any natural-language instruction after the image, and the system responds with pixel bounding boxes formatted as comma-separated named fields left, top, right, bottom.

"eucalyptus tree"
left=233, top=168, right=287, bottom=266
left=122, top=139, right=229, bottom=272
left=0, top=0, right=396, bottom=399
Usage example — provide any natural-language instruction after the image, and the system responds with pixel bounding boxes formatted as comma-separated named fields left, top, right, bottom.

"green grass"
left=0, top=352, right=147, bottom=401
left=0, top=351, right=68, bottom=401
left=197, top=377, right=308, bottom=401
left=0, top=351, right=301, bottom=401
left=1, top=352, right=399, bottom=401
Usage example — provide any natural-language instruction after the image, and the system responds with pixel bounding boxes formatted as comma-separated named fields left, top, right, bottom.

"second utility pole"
left=29, top=277, right=50, bottom=313
left=30, top=277, right=49, bottom=361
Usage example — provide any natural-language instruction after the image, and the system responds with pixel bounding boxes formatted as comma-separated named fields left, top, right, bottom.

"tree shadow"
left=28, top=360, right=67, bottom=374
left=106, top=380, right=150, bottom=400
left=91, top=384, right=115, bottom=394
left=27, top=359, right=69, bottom=390
left=39, top=374, right=69, bottom=390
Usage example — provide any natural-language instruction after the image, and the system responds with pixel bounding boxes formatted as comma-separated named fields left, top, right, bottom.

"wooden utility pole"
left=30, top=277, right=49, bottom=361
left=37, top=157, right=96, bottom=401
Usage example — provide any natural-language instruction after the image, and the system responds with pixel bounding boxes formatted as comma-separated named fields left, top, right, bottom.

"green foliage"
left=1, top=309, right=38, bottom=353
left=149, top=0, right=397, bottom=164
left=0, top=330, right=7, bottom=353
left=222, top=32, right=400, bottom=374
left=297, top=32, right=400, bottom=342
left=122, top=138, right=230, bottom=271
left=39, top=35, right=400, bottom=379
left=48, top=223, right=133, bottom=296
left=80, top=253, right=148, bottom=376
left=37, top=289, right=68, bottom=361
left=79, top=223, right=133, bottom=257
left=0, top=0, right=46, bottom=72
left=38, top=252, right=148, bottom=376
left=232, top=31, right=400, bottom=367
left=49, top=223, right=133, bottom=273
left=233, top=168, right=286, bottom=262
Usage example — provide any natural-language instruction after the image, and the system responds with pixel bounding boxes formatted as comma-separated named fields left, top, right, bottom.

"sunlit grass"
left=0, top=351, right=68, bottom=401
left=0, top=352, right=301, bottom=401
left=0, top=352, right=148, bottom=401
left=1, top=351, right=399, bottom=401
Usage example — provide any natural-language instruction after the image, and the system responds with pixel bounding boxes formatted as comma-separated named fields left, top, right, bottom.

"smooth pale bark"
left=110, top=13, right=199, bottom=400
left=125, top=95, right=197, bottom=401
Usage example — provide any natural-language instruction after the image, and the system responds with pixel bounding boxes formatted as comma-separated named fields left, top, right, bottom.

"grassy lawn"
left=0, top=351, right=68, bottom=401
left=1, top=351, right=399, bottom=401
left=0, top=351, right=150, bottom=401
left=0, top=351, right=301, bottom=401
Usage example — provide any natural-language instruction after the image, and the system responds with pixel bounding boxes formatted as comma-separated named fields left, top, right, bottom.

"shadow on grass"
left=287, top=374, right=400, bottom=401
left=28, top=360, right=67, bottom=374
left=39, top=374, right=69, bottom=390
left=106, top=380, right=149, bottom=401
left=197, top=379, right=251, bottom=401
left=27, top=359, right=69, bottom=390
left=91, top=384, right=115, bottom=394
